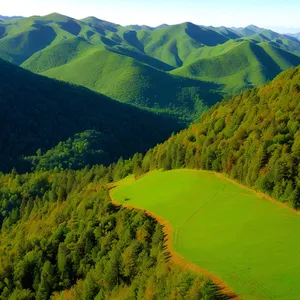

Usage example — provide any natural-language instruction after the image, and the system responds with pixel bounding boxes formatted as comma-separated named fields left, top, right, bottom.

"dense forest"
left=0, top=166, right=228, bottom=299
left=22, top=65, right=299, bottom=208
left=0, top=58, right=181, bottom=173
left=0, top=28, right=299, bottom=298
left=139, top=66, right=300, bottom=207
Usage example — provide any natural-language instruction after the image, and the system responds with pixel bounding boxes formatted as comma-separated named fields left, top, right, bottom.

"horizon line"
left=1, top=12, right=300, bottom=34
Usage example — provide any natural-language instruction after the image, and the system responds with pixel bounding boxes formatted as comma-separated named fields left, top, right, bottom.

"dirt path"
left=110, top=191, right=241, bottom=299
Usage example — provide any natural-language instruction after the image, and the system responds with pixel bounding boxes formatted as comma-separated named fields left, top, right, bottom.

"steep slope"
left=236, top=24, right=263, bottom=36
left=172, top=41, right=300, bottom=94
left=80, top=16, right=120, bottom=32
left=0, top=24, right=58, bottom=64
left=112, top=169, right=300, bottom=300
left=22, top=38, right=173, bottom=73
left=0, top=166, right=225, bottom=300
left=141, top=65, right=300, bottom=207
left=42, top=49, right=222, bottom=120
left=0, top=58, right=181, bottom=172
left=21, top=37, right=94, bottom=73
left=0, top=13, right=116, bottom=65
left=248, top=30, right=300, bottom=54
left=138, top=22, right=229, bottom=67
left=2, top=14, right=300, bottom=123
left=231, top=25, right=300, bottom=54
left=208, top=26, right=241, bottom=40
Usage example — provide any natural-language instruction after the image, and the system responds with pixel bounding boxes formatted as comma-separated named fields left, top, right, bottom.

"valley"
left=0, top=6, right=299, bottom=300
left=1, top=13, right=300, bottom=121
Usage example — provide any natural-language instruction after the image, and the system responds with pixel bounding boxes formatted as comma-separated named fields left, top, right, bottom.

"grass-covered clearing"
left=111, top=169, right=300, bottom=300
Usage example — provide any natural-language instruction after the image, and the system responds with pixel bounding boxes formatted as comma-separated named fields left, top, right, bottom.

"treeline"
left=20, top=66, right=300, bottom=209
left=138, top=66, right=300, bottom=207
left=0, top=166, right=227, bottom=299
left=30, top=66, right=300, bottom=207
left=1, top=55, right=299, bottom=300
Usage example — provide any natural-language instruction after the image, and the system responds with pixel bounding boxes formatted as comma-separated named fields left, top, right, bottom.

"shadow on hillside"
left=109, top=47, right=174, bottom=71
left=0, top=58, right=183, bottom=173
left=59, top=19, right=81, bottom=36
left=185, top=22, right=228, bottom=46
left=7, top=25, right=57, bottom=64
left=0, top=25, right=4, bottom=38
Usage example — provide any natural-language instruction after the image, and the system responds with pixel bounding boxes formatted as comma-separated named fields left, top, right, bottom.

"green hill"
left=0, top=60, right=299, bottom=300
left=109, top=65, right=300, bottom=299
left=0, top=166, right=226, bottom=300
left=2, top=14, right=300, bottom=122
left=21, top=37, right=93, bottom=73
left=141, top=65, right=300, bottom=207
left=0, top=13, right=120, bottom=65
left=137, top=22, right=229, bottom=67
left=0, top=58, right=181, bottom=172
left=112, top=169, right=300, bottom=300
left=40, top=49, right=222, bottom=120
left=172, top=40, right=300, bottom=94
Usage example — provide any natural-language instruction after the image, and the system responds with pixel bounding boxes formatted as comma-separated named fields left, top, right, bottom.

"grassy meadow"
left=112, top=169, right=300, bottom=300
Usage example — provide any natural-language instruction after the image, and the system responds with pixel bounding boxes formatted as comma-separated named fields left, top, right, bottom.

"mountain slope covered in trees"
left=1, top=13, right=300, bottom=120
left=172, top=40, right=300, bottom=94
left=0, top=167, right=228, bottom=300
left=41, top=49, right=222, bottom=120
left=0, top=58, right=181, bottom=173
left=139, top=66, right=300, bottom=207
left=0, top=50, right=299, bottom=300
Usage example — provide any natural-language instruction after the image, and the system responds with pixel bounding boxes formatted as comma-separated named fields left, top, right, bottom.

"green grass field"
left=112, top=169, right=300, bottom=300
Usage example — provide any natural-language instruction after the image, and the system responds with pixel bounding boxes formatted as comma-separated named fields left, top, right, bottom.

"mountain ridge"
left=0, top=57, right=181, bottom=172
left=1, top=13, right=300, bottom=122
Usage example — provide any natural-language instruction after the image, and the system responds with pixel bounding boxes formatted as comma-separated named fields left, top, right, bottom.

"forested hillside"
left=0, top=10, right=300, bottom=299
left=172, top=40, right=300, bottom=94
left=139, top=66, right=300, bottom=207
left=1, top=13, right=300, bottom=120
left=0, top=166, right=227, bottom=300
left=1, top=65, right=298, bottom=298
left=0, top=58, right=181, bottom=173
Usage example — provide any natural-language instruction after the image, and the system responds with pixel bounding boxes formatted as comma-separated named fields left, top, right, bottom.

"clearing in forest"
left=111, top=169, right=300, bottom=300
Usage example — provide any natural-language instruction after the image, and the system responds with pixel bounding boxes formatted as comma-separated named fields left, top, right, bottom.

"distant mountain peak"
left=155, top=24, right=169, bottom=29
left=245, top=24, right=261, bottom=30
left=0, top=15, right=23, bottom=21
left=45, top=12, right=68, bottom=18
left=82, top=16, right=105, bottom=22
left=81, top=16, right=120, bottom=27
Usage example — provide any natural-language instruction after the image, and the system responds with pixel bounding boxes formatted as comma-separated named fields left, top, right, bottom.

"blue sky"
left=2, top=0, right=300, bottom=33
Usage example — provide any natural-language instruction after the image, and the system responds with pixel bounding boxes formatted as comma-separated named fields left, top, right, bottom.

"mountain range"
left=0, top=11, right=299, bottom=300
left=0, top=57, right=180, bottom=172
left=1, top=13, right=300, bottom=121
left=0, top=15, right=22, bottom=21
left=288, top=32, right=300, bottom=41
